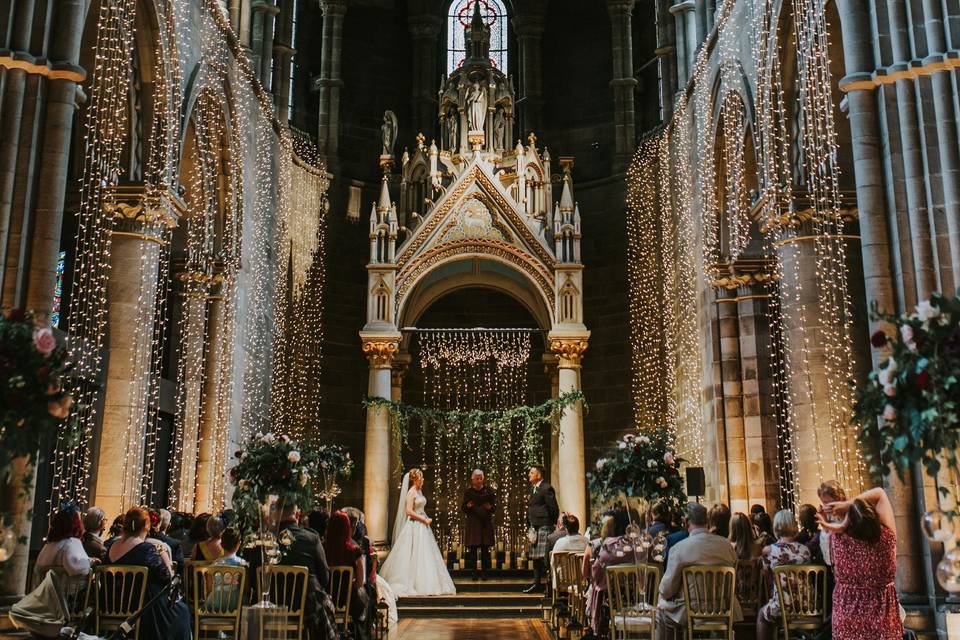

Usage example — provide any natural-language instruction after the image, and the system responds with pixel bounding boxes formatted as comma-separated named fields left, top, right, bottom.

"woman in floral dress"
left=818, top=487, right=903, bottom=640
left=756, top=510, right=811, bottom=640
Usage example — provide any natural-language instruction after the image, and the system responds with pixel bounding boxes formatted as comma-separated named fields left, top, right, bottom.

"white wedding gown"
left=379, top=489, right=456, bottom=597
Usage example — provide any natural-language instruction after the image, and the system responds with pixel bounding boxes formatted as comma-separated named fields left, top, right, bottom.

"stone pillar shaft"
left=716, top=293, right=748, bottom=512
left=95, top=218, right=165, bottom=517
left=408, top=15, right=442, bottom=137
left=174, top=278, right=209, bottom=513
left=608, top=0, right=637, bottom=169
left=362, top=338, right=399, bottom=545
left=550, top=339, right=588, bottom=526
left=514, top=9, right=546, bottom=134
left=317, top=0, right=346, bottom=164
left=195, top=290, right=226, bottom=513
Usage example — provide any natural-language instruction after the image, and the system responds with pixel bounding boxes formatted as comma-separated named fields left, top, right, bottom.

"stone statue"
left=493, top=108, right=506, bottom=151
left=445, top=107, right=459, bottom=152
left=466, top=82, right=487, bottom=132
left=381, top=110, right=398, bottom=156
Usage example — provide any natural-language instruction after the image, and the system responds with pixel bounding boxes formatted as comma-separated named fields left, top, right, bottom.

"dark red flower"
left=36, top=366, right=50, bottom=381
left=916, top=371, right=931, bottom=391
left=234, top=450, right=243, bottom=459
left=870, top=331, right=888, bottom=348
left=634, top=443, right=643, bottom=455
left=6, top=308, right=25, bottom=322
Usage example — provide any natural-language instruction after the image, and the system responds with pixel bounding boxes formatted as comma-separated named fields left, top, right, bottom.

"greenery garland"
left=363, top=390, right=586, bottom=468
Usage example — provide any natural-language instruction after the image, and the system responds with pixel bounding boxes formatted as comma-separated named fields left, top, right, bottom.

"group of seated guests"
left=549, top=481, right=903, bottom=640
left=30, top=501, right=394, bottom=640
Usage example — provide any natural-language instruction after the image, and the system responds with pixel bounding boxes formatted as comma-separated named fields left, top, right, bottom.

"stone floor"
left=389, top=617, right=551, bottom=639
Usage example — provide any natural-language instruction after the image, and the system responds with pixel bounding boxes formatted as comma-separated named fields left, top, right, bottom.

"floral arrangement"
left=0, top=309, right=76, bottom=469
left=587, top=429, right=686, bottom=507
left=229, top=432, right=318, bottom=532
left=314, top=443, right=354, bottom=511
left=854, top=291, right=960, bottom=490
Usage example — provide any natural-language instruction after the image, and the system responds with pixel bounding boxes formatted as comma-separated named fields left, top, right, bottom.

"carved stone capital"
left=391, top=357, right=411, bottom=387
left=708, top=260, right=780, bottom=291
left=550, top=338, right=589, bottom=369
left=606, top=0, right=636, bottom=16
left=320, top=0, right=347, bottom=18
left=362, top=339, right=400, bottom=368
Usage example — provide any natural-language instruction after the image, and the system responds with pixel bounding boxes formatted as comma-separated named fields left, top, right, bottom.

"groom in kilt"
left=524, top=465, right=559, bottom=593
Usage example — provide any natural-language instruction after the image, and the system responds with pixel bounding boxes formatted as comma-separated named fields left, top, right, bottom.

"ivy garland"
left=363, top=390, right=586, bottom=468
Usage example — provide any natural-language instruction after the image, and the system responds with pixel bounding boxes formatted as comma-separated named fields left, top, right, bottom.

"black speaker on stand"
left=685, top=467, right=705, bottom=503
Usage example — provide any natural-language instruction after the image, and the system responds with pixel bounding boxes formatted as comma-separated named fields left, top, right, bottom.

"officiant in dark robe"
left=462, top=469, right=496, bottom=580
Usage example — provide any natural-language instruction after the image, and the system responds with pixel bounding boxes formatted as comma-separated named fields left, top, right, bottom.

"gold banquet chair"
left=773, top=565, right=827, bottom=640
left=94, top=566, right=148, bottom=640
left=606, top=564, right=661, bottom=640
left=184, top=560, right=210, bottom=613
left=193, top=565, right=247, bottom=640
left=681, top=565, right=736, bottom=640
left=734, top=558, right=765, bottom=620
left=328, top=566, right=355, bottom=633
left=560, top=552, right=587, bottom=630
left=257, top=565, right=309, bottom=640
left=550, top=552, right=574, bottom=632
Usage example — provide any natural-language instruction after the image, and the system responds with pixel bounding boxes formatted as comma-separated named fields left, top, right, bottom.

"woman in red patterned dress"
left=818, top=487, right=903, bottom=640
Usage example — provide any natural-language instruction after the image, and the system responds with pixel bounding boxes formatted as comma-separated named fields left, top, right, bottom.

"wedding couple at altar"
left=379, top=465, right=558, bottom=596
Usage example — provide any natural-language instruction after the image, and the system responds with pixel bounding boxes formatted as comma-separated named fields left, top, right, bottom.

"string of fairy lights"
left=413, top=328, right=535, bottom=561
left=626, top=0, right=866, bottom=505
left=50, top=0, right=330, bottom=514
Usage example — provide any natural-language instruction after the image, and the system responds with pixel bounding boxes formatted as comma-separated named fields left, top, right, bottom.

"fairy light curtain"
left=408, top=328, right=536, bottom=559
left=626, top=0, right=865, bottom=507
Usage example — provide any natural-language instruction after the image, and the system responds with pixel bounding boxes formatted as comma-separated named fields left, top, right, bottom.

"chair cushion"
left=612, top=614, right=653, bottom=631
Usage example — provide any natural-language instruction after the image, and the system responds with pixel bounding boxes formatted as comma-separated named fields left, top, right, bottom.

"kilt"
left=528, top=526, right=553, bottom=560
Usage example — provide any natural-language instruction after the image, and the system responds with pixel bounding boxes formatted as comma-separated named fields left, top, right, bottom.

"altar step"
left=397, top=572, right=545, bottom=619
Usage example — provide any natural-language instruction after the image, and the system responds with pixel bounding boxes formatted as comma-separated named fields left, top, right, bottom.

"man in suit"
left=655, top=502, right=741, bottom=640
left=152, top=508, right=184, bottom=571
left=524, top=465, right=559, bottom=593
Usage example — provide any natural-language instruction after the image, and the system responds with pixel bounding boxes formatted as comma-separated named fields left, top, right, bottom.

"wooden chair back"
left=184, top=560, right=209, bottom=611
left=734, top=558, right=765, bottom=616
left=606, top=564, right=661, bottom=640
left=681, top=565, right=736, bottom=640
left=257, top=565, right=309, bottom=640
left=774, top=564, right=828, bottom=637
left=193, top=565, right=247, bottom=640
left=328, top=566, right=355, bottom=632
left=94, top=566, right=148, bottom=640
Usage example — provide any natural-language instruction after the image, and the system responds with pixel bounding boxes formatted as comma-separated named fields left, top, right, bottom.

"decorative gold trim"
left=362, top=339, right=400, bottom=368
left=109, top=230, right=167, bottom=245
left=0, top=55, right=86, bottom=82
left=773, top=234, right=860, bottom=248
left=550, top=339, right=589, bottom=369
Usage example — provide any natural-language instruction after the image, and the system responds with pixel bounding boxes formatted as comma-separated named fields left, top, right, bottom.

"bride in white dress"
left=379, top=468, right=456, bottom=596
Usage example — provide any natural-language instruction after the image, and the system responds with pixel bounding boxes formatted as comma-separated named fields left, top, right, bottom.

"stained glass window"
left=446, top=0, right=508, bottom=75
left=51, top=250, right=66, bottom=328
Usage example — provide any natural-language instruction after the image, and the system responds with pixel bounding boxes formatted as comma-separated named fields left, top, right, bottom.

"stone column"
left=549, top=338, right=588, bottom=526
left=272, top=0, right=295, bottom=123
left=543, top=355, right=561, bottom=494
left=715, top=289, right=749, bottom=513
left=94, top=200, right=170, bottom=517
left=669, top=1, right=694, bottom=90
left=513, top=7, right=546, bottom=134
left=607, top=0, right=638, bottom=170
left=258, top=0, right=279, bottom=92
left=387, top=354, right=409, bottom=542
left=194, top=280, right=227, bottom=513
left=316, top=0, right=347, bottom=167
left=408, top=14, right=442, bottom=137
left=655, top=0, right=677, bottom=121
left=920, top=0, right=960, bottom=288
left=836, top=0, right=933, bottom=616
left=173, top=273, right=210, bottom=513
left=361, top=337, right=399, bottom=545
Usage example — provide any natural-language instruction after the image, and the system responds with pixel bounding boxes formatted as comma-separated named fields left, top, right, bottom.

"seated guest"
left=709, top=503, right=731, bottom=538
left=344, top=507, right=376, bottom=640
left=251, top=503, right=334, bottom=638
left=81, top=506, right=107, bottom=562
left=184, top=512, right=210, bottom=561
left=153, top=509, right=184, bottom=570
left=753, top=511, right=776, bottom=547
left=750, top=504, right=766, bottom=518
left=549, top=514, right=589, bottom=587
left=105, top=507, right=190, bottom=640
left=34, top=504, right=96, bottom=585
left=819, top=487, right=903, bottom=640
left=646, top=499, right=673, bottom=537
left=107, top=515, right=124, bottom=541
left=729, top=512, right=763, bottom=560
left=324, top=511, right=364, bottom=589
left=656, top=502, right=740, bottom=640
left=307, top=510, right=330, bottom=538
left=218, top=509, right=237, bottom=528
left=796, top=503, right=824, bottom=563
left=756, top=510, right=811, bottom=640
left=545, top=513, right=569, bottom=556
left=584, top=514, right=637, bottom=635
left=205, top=527, right=247, bottom=610
left=817, top=480, right=847, bottom=566
left=192, top=514, right=224, bottom=561
left=661, top=512, right=690, bottom=567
